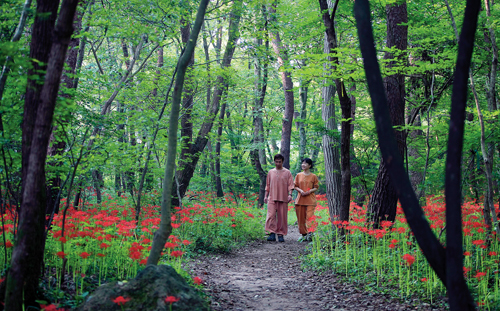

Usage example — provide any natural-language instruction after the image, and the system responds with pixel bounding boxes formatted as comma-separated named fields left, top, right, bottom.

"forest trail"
left=188, top=226, right=445, bottom=311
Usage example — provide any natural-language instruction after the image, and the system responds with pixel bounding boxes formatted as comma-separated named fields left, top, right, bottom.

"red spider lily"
left=165, top=242, right=178, bottom=249
left=388, top=243, right=396, bottom=249
left=97, top=253, right=106, bottom=257
left=474, top=271, right=487, bottom=281
left=129, top=251, right=142, bottom=261
left=58, top=237, right=67, bottom=243
left=40, top=304, right=62, bottom=311
left=56, top=251, right=67, bottom=259
left=421, top=278, right=427, bottom=282
left=390, top=239, right=398, bottom=244
left=182, top=240, right=191, bottom=246
left=79, top=252, right=91, bottom=259
left=463, top=266, right=471, bottom=277
left=380, top=220, right=393, bottom=228
left=464, top=251, right=471, bottom=256
left=231, top=224, right=236, bottom=227
left=165, top=296, right=180, bottom=304
left=112, top=296, right=131, bottom=306
left=489, top=251, right=498, bottom=256
left=140, top=259, right=147, bottom=265
left=193, top=276, right=202, bottom=285
left=472, top=239, right=485, bottom=246
left=170, top=250, right=184, bottom=258
left=169, top=235, right=180, bottom=243
left=4, top=240, right=12, bottom=248
left=402, top=254, right=415, bottom=266
left=100, top=243, right=110, bottom=249
left=172, top=223, right=181, bottom=229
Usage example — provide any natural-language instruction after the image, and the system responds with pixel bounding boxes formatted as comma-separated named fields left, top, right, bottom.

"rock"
left=78, top=265, right=209, bottom=311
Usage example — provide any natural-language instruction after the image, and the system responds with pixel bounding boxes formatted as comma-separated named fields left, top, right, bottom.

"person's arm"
left=304, top=175, right=319, bottom=196
left=264, top=172, right=270, bottom=203
left=303, top=188, right=317, bottom=196
left=294, top=174, right=305, bottom=195
left=287, top=171, right=294, bottom=202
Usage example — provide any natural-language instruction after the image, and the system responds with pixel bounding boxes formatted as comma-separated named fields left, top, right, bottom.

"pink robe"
left=265, top=168, right=294, bottom=235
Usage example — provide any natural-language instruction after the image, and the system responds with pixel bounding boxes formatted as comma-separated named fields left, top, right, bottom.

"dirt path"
left=188, top=226, right=446, bottom=310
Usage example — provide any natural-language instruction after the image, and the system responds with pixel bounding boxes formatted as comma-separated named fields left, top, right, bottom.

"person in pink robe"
left=264, top=154, right=294, bottom=242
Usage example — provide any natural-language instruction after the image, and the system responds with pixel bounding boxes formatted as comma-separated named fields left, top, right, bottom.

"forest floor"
left=188, top=225, right=448, bottom=311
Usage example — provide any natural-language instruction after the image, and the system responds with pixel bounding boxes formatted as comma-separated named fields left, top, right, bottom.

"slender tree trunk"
left=252, top=8, right=268, bottom=206
left=46, top=2, right=86, bottom=216
left=147, top=0, right=208, bottom=266
left=269, top=0, right=294, bottom=169
left=367, top=1, right=407, bottom=226
left=297, top=77, right=308, bottom=171
left=173, top=0, right=244, bottom=205
left=5, top=1, right=79, bottom=309
left=215, top=100, right=228, bottom=197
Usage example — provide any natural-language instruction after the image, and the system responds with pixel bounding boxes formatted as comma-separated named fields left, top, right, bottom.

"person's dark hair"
left=274, top=154, right=285, bottom=161
left=302, top=157, right=313, bottom=169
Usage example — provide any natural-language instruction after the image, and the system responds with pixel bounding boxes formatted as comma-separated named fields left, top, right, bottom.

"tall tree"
left=366, top=0, right=408, bottom=226
left=147, top=0, right=209, bottom=265
left=268, top=0, right=294, bottom=169
left=319, top=0, right=342, bottom=224
left=5, top=0, right=80, bottom=309
left=173, top=0, right=244, bottom=205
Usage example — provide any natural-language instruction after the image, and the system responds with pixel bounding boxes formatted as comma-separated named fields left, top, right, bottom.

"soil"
left=188, top=225, right=447, bottom=311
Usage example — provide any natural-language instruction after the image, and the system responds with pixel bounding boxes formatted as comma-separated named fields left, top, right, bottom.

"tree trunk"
left=319, top=0, right=353, bottom=223
left=147, top=0, right=209, bottom=266
left=318, top=0, right=341, bottom=224
left=252, top=9, right=268, bottom=206
left=46, top=1, right=87, bottom=216
left=269, top=0, right=294, bottom=169
left=297, top=77, right=308, bottom=171
left=215, top=101, right=228, bottom=197
left=172, top=0, right=244, bottom=205
left=367, top=1, right=407, bottom=226
left=5, top=1, right=79, bottom=309
left=354, top=0, right=478, bottom=308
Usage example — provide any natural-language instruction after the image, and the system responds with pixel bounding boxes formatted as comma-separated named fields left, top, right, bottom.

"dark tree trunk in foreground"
left=172, top=0, right=243, bottom=206
left=269, top=0, right=294, bottom=169
left=5, top=1, right=80, bottom=309
left=367, top=1, right=407, bottom=226
left=354, top=0, right=478, bottom=309
left=147, top=0, right=209, bottom=265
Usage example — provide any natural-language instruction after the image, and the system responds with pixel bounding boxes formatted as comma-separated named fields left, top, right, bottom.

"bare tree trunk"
left=5, top=1, right=79, bottom=309
left=367, top=1, right=407, bottom=226
left=269, top=0, right=294, bottom=169
left=147, top=0, right=208, bottom=266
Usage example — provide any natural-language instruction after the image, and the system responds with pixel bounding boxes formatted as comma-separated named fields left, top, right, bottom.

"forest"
left=0, top=0, right=499, bottom=309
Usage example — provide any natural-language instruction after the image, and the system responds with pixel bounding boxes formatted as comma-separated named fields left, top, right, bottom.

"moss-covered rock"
left=77, top=265, right=209, bottom=311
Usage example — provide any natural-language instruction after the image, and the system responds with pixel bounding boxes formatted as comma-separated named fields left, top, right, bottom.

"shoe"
left=267, top=233, right=276, bottom=241
left=306, top=232, right=313, bottom=242
left=278, top=235, right=285, bottom=242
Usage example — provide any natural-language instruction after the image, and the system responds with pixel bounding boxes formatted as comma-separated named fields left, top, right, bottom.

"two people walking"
left=264, top=154, right=319, bottom=243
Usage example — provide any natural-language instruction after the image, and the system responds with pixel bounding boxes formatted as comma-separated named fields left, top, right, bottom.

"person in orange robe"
left=294, top=158, right=319, bottom=242
left=264, top=154, right=294, bottom=242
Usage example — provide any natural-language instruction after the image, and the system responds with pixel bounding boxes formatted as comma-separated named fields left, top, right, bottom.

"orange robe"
left=265, top=168, right=294, bottom=235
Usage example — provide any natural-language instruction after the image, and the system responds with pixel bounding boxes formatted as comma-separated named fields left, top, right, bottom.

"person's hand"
left=298, top=189, right=305, bottom=195
left=264, top=197, right=268, bottom=204
left=288, top=195, right=292, bottom=202
left=302, top=190, right=310, bottom=196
